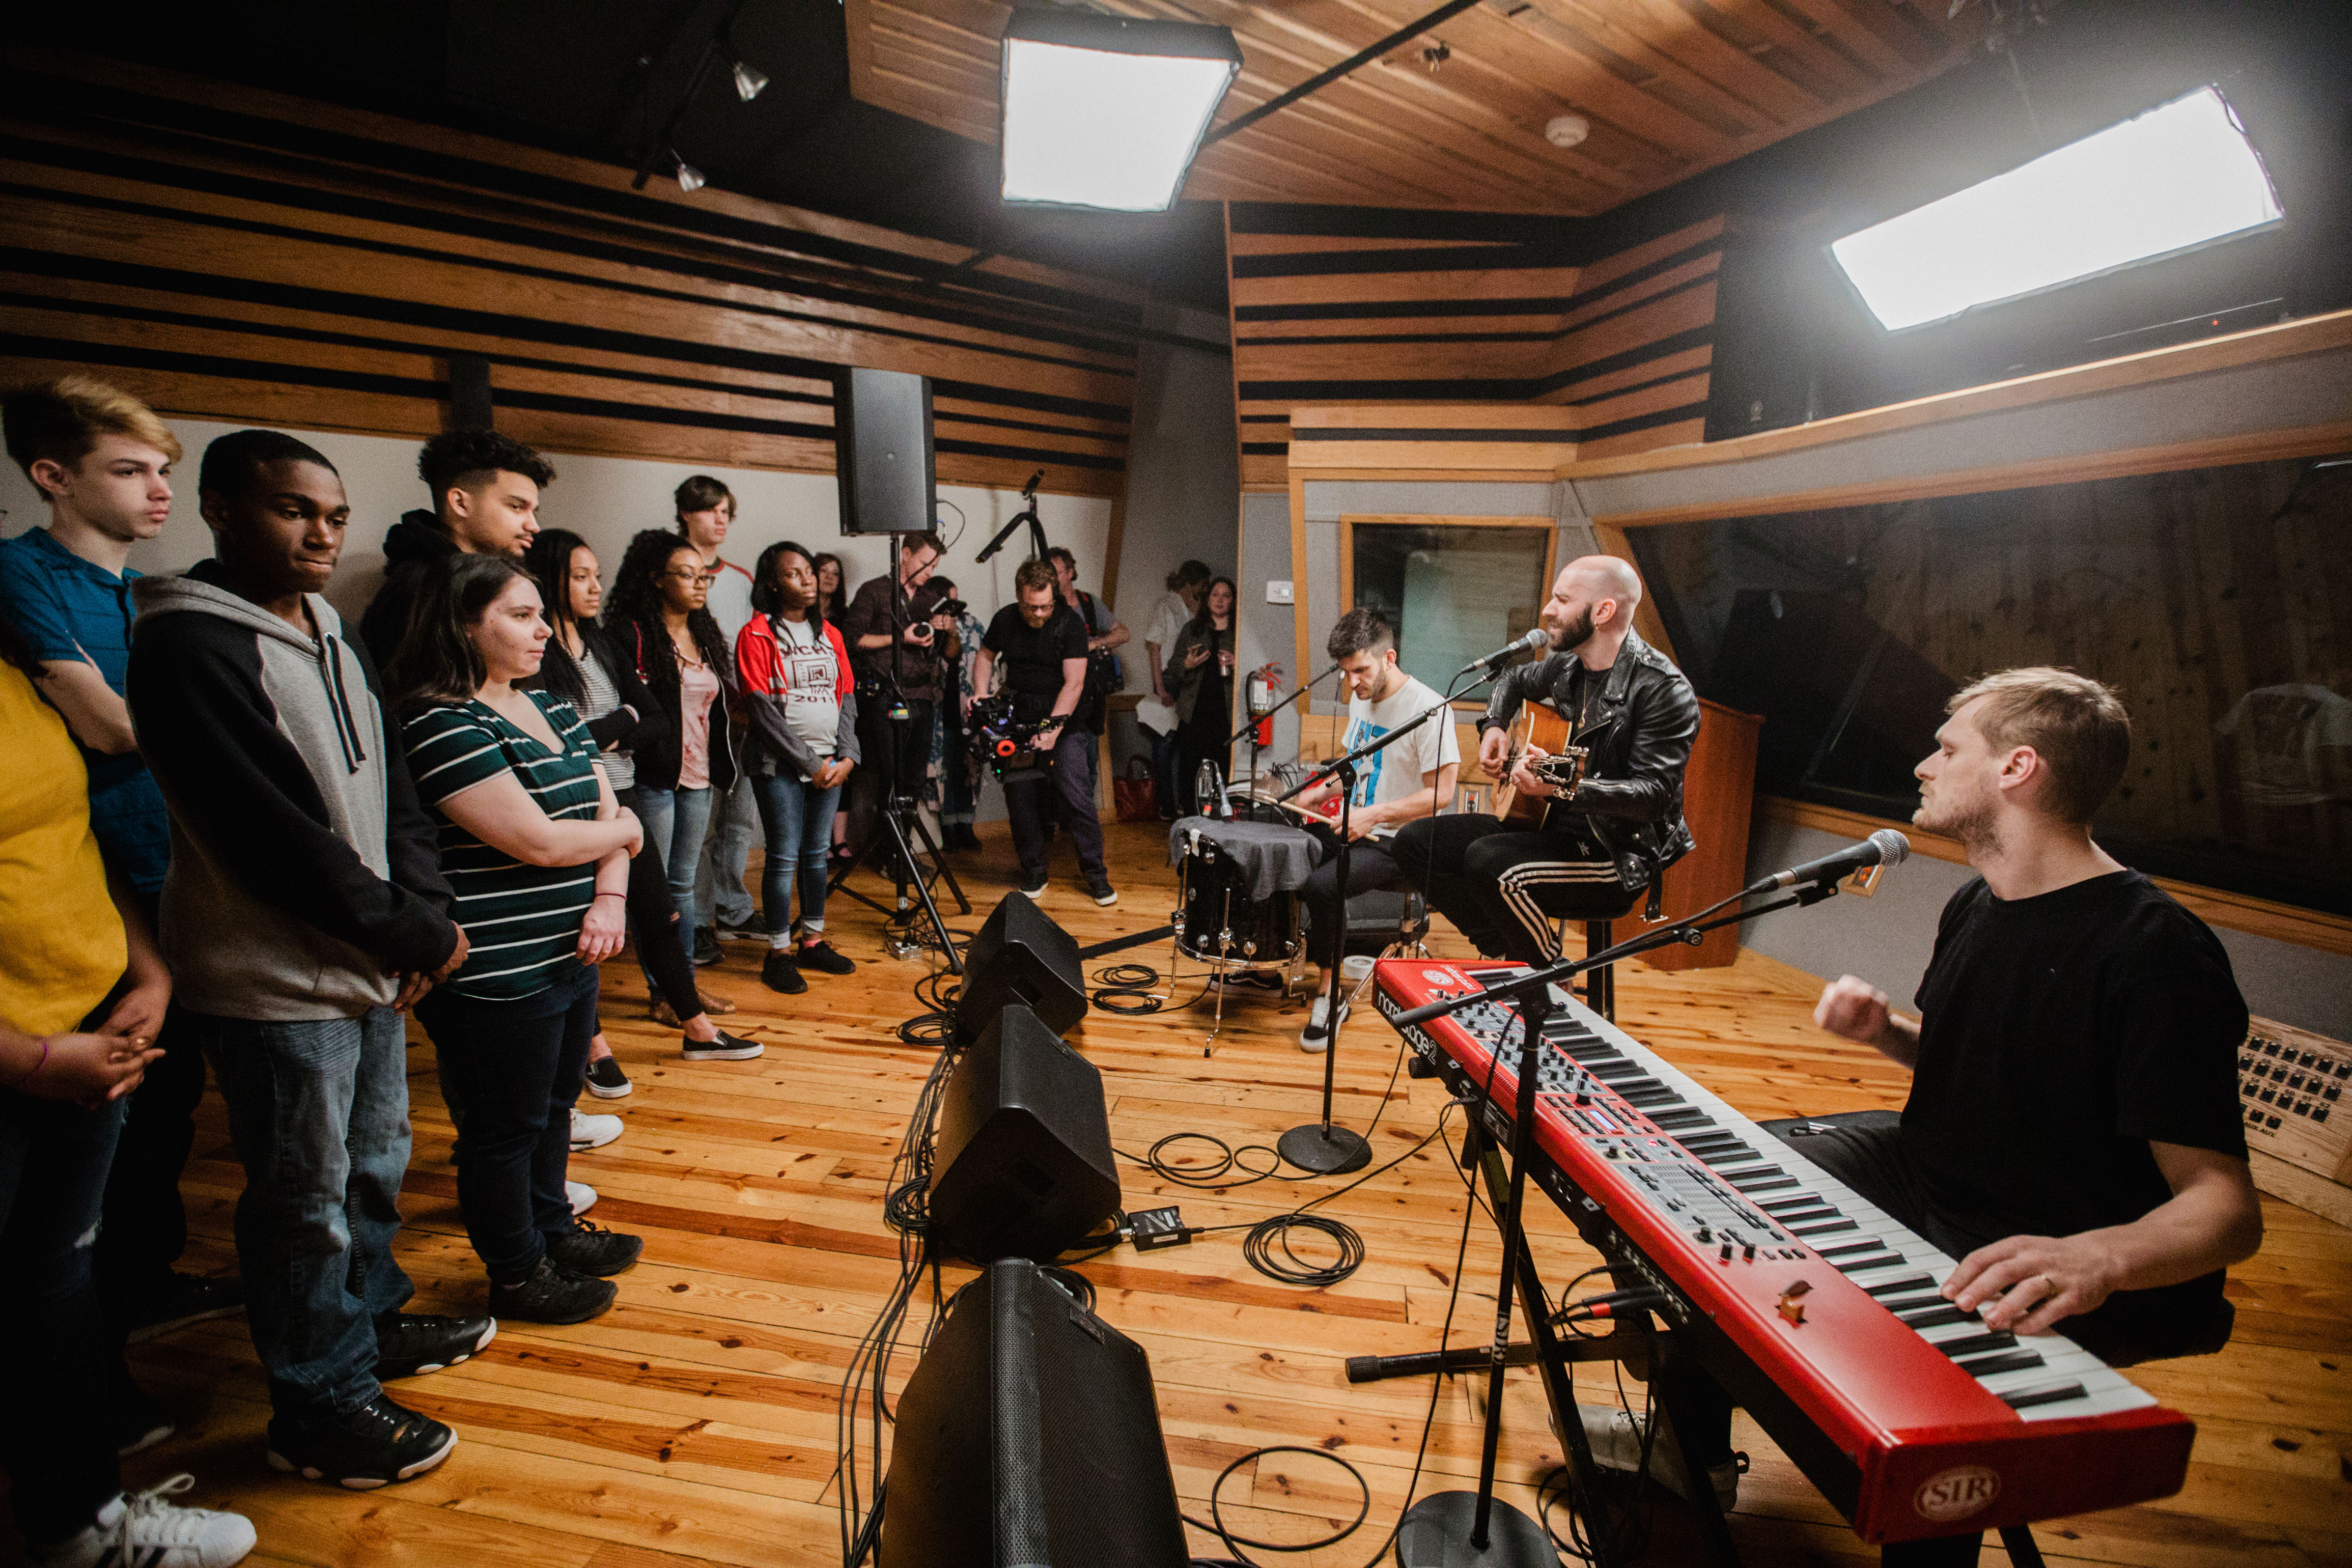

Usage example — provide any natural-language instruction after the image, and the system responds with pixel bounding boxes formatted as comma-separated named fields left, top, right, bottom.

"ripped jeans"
left=0, top=1088, right=128, bottom=1542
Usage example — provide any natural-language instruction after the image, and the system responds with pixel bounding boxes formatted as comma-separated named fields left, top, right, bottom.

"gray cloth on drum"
left=1166, top=817, right=1324, bottom=901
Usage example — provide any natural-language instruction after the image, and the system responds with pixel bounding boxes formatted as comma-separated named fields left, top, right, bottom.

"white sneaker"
left=1298, top=995, right=1347, bottom=1052
left=570, top=1109, right=622, bottom=1152
left=567, top=1180, right=598, bottom=1216
left=30, top=1475, right=257, bottom=1568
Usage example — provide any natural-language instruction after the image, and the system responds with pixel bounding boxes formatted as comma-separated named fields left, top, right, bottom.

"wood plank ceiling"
left=846, top=0, right=1985, bottom=215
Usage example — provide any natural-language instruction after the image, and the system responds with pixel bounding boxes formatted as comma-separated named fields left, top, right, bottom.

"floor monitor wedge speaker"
left=958, top=891, right=1086, bottom=1045
left=881, top=1258, right=1189, bottom=1568
left=930, top=1004, right=1118, bottom=1264
left=834, top=366, right=936, bottom=536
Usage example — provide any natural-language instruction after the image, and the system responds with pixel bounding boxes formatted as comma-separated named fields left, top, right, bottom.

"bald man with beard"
left=1391, top=555, right=1700, bottom=967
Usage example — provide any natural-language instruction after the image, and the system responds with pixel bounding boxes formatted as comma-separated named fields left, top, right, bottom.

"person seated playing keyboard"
left=1612, top=667, right=2265, bottom=1526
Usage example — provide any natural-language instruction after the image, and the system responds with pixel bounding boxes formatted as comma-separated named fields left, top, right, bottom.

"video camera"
left=967, top=694, right=1056, bottom=779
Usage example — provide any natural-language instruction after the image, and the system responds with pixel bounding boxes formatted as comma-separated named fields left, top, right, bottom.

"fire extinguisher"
left=1247, top=665, right=1279, bottom=748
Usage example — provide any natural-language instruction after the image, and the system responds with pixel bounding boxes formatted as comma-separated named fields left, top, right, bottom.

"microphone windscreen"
left=1868, top=828, right=1911, bottom=867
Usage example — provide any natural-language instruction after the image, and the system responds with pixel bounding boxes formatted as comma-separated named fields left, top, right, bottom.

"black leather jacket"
left=1478, top=628, right=1700, bottom=916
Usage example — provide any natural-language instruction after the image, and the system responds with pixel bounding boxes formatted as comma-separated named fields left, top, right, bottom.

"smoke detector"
left=1544, top=113, right=1590, bottom=149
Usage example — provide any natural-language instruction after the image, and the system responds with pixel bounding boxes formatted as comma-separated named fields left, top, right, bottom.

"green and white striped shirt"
left=405, top=690, right=604, bottom=1001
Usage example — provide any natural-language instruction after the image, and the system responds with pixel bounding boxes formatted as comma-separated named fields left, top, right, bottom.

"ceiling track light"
left=732, top=61, right=768, bottom=101
left=675, top=154, right=707, bottom=193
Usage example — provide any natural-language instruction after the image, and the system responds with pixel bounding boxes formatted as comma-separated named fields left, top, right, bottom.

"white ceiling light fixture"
left=1544, top=112, right=1589, bottom=149
left=674, top=155, right=707, bottom=193
left=1830, top=85, right=2284, bottom=333
left=732, top=61, right=769, bottom=102
left=999, top=8, right=1242, bottom=213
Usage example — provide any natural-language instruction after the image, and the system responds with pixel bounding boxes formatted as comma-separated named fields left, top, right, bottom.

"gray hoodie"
left=127, top=563, right=456, bottom=1021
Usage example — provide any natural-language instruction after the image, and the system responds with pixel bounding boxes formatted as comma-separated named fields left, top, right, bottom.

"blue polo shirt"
left=0, top=526, right=171, bottom=892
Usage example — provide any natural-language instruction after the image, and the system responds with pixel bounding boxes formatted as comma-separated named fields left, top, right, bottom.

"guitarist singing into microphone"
left=1393, top=555, right=1699, bottom=965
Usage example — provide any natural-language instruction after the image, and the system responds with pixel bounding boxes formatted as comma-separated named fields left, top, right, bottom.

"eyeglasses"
left=663, top=568, right=718, bottom=585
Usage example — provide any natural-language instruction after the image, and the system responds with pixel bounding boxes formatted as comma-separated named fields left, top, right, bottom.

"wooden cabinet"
left=1629, top=698, right=1762, bottom=972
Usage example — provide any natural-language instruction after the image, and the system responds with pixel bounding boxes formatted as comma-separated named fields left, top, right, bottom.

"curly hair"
left=608, top=528, right=730, bottom=676
left=750, top=539, right=825, bottom=641
left=418, top=429, right=555, bottom=498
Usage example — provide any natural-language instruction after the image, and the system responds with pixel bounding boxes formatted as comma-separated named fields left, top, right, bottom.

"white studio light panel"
left=1000, top=10, right=1241, bottom=212
left=1831, top=86, right=2284, bottom=332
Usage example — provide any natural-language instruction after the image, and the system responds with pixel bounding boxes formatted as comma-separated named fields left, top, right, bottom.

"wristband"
left=594, top=891, right=627, bottom=902
left=3, top=1036, right=51, bottom=1091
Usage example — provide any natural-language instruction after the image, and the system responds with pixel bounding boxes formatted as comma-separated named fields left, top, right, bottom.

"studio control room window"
left=1343, top=517, right=1556, bottom=703
left=1627, top=454, right=2352, bottom=915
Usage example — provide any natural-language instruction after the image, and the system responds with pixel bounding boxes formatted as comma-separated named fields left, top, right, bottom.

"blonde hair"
left=1947, top=666, right=2131, bottom=825
left=3, top=375, right=183, bottom=483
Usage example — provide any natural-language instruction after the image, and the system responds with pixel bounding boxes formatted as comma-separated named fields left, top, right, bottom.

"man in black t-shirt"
left=1626, top=667, right=2266, bottom=1517
left=970, top=558, right=1114, bottom=905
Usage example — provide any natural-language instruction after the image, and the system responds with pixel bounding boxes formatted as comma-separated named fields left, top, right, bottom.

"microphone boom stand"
left=1387, top=878, right=1846, bottom=1567
left=1270, top=691, right=1458, bottom=1175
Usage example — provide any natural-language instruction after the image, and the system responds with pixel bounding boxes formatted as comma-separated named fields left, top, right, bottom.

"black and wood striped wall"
left=1, top=50, right=1152, bottom=498
left=1227, top=203, right=1722, bottom=488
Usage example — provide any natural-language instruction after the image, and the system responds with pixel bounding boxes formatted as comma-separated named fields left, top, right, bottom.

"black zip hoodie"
left=358, top=509, right=456, bottom=670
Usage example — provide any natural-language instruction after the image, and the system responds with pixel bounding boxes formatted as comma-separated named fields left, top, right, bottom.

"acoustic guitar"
left=1489, top=702, right=1590, bottom=827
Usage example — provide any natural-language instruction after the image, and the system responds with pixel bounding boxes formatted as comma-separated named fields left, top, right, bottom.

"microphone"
left=1454, top=625, right=1551, bottom=679
left=1742, top=830, right=1909, bottom=898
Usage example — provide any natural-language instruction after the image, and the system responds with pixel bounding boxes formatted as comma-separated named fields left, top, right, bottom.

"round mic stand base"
left=1395, top=1490, right=1561, bottom=1567
left=1274, top=1120, right=1369, bottom=1174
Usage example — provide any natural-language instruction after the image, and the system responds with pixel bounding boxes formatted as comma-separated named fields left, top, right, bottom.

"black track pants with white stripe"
left=1390, top=814, right=1634, bottom=965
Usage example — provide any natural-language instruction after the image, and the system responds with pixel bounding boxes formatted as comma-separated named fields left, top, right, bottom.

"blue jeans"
left=752, top=772, right=842, bottom=938
left=418, top=964, right=598, bottom=1285
left=635, top=783, right=712, bottom=991
left=0, top=1090, right=127, bottom=1542
left=694, top=772, right=760, bottom=929
left=181, top=1006, right=413, bottom=1421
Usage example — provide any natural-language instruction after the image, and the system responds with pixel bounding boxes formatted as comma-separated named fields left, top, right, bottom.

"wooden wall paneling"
left=1229, top=209, right=1726, bottom=487
left=1288, top=472, right=1313, bottom=691
left=1625, top=697, right=1762, bottom=970
left=1764, top=797, right=2352, bottom=958
left=0, top=54, right=1155, bottom=496
left=1565, top=309, right=2352, bottom=495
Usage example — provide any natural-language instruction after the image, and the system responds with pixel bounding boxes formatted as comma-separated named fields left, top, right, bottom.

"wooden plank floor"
left=58, top=821, right=2352, bottom=1566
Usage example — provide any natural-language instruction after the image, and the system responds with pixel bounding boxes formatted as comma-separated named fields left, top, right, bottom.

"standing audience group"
left=0, top=375, right=1190, bottom=1566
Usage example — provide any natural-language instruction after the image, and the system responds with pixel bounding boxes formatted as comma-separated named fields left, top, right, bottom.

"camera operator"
left=969, top=559, right=1115, bottom=905
left=839, top=532, right=954, bottom=859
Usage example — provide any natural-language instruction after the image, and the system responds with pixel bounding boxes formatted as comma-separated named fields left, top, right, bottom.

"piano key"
left=1815, top=1240, right=1892, bottom=1259
left=1861, top=1275, right=1939, bottom=1298
left=1932, top=1331, right=2018, bottom=1359
left=1830, top=1252, right=1908, bottom=1275
left=1788, top=1218, right=1860, bottom=1239
left=1898, top=1304, right=1978, bottom=1329
left=1960, top=1350, right=2048, bottom=1378
left=1999, top=1380, right=2087, bottom=1411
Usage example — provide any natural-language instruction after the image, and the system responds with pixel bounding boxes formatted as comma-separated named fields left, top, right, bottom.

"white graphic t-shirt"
left=774, top=615, right=842, bottom=759
left=1338, top=674, right=1460, bottom=835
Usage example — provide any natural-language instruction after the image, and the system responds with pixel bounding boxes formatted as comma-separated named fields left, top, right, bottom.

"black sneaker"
left=761, top=949, right=806, bottom=994
left=123, top=1272, right=247, bottom=1345
left=544, top=1215, right=645, bottom=1277
left=1086, top=882, right=1118, bottom=907
left=374, top=1313, right=496, bottom=1380
left=691, top=927, right=723, bottom=966
left=266, top=1393, right=457, bottom=1489
left=114, top=1381, right=176, bottom=1459
left=1019, top=869, right=1049, bottom=897
left=487, top=1254, right=617, bottom=1325
left=583, top=1055, right=632, bottom=1098
left=681, top=1029, right=764, bottom=1061
left=795, top=939, right=856, bottom=975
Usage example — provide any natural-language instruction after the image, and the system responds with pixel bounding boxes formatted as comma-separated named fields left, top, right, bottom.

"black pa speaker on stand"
left=834, top=367, right=936, bottom=536
left=957, top=891, right=1087, bottom=1045
left=881, top=1258, right=1189, bottom=1567
left=930, top=1004, right=1118, bottom=1263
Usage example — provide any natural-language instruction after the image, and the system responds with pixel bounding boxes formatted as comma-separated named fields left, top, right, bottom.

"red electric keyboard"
left=1374, top=958, right=2196, bottom=1546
